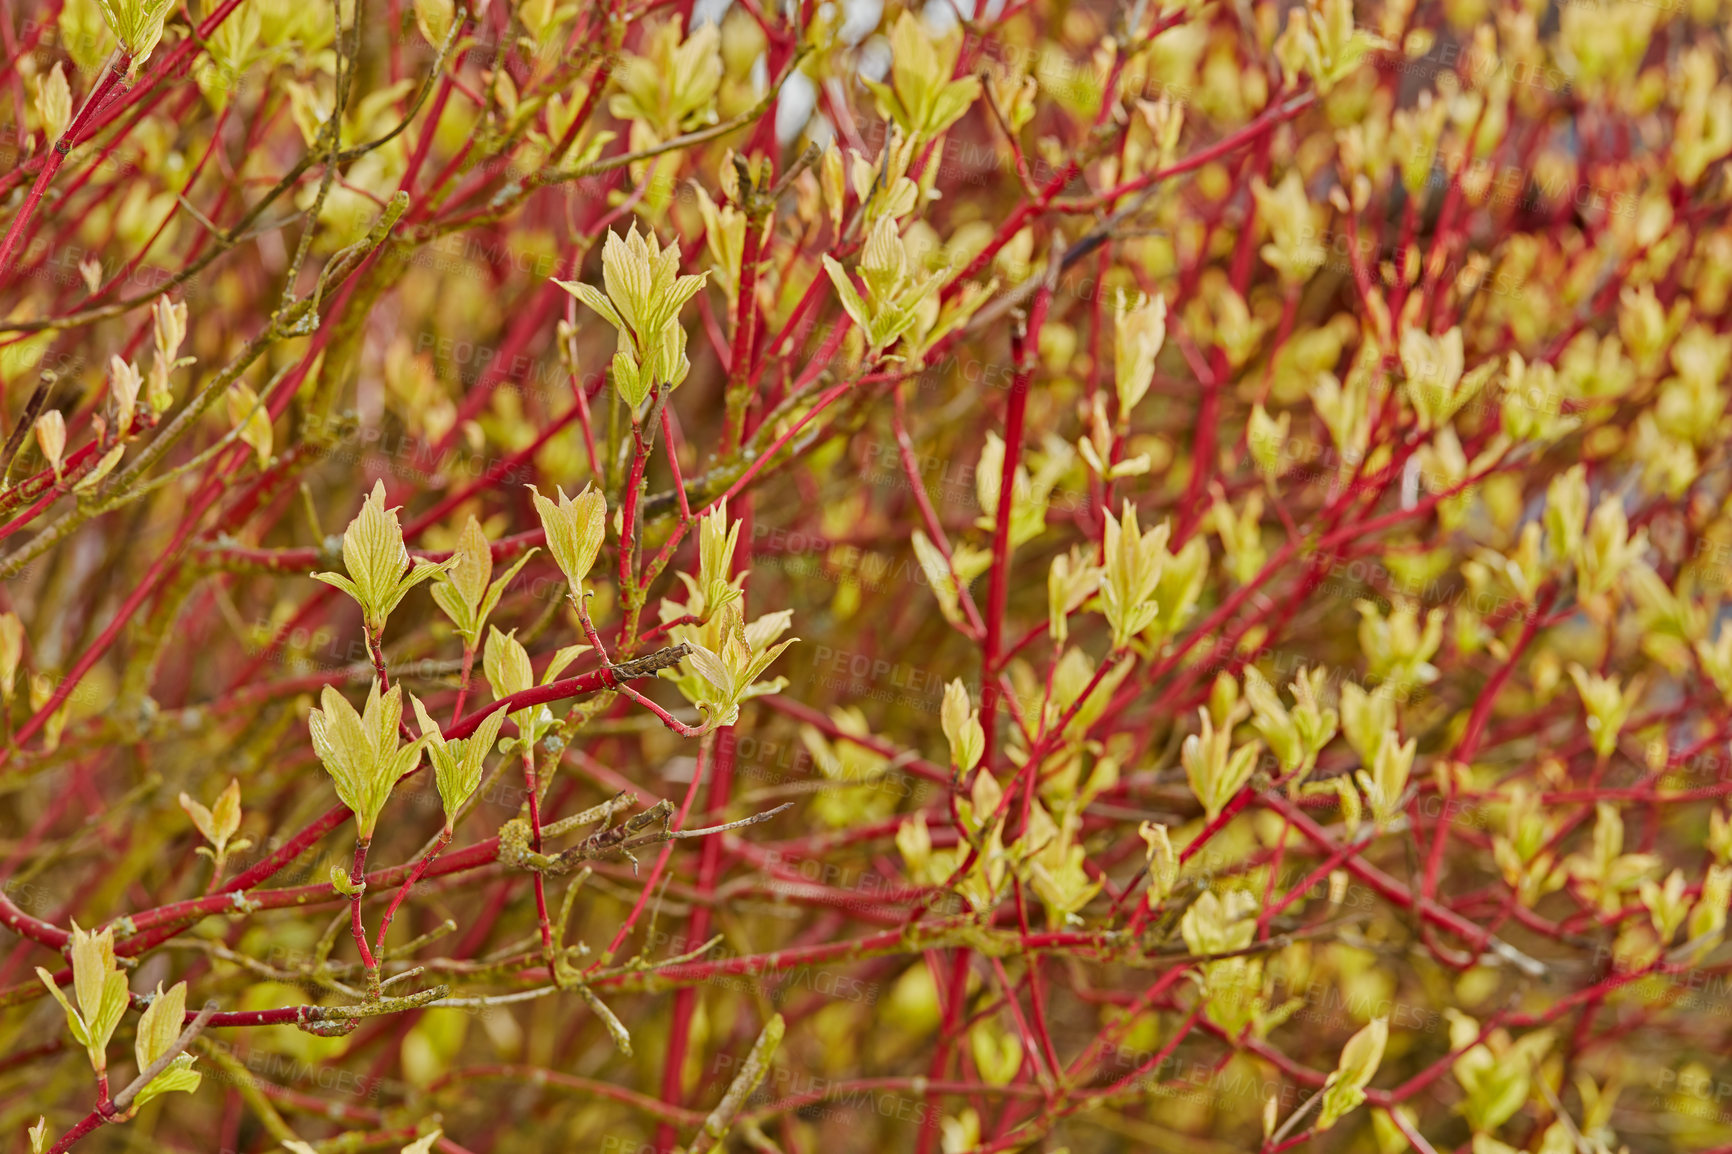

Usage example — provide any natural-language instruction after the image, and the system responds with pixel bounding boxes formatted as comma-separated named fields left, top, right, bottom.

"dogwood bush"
left=1, top=0, right=1730, bottom=1151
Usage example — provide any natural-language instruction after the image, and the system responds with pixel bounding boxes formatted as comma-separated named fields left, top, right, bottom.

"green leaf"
left=475, top=548, right=539, bottom=642
left=429, top=578, right=476, bottom=642
left=226, top=382, right=273, bottom=467
left=969, top=1022, right=1022, bottom=1087
left=308, top=682, right=421, bottom=838
left=412, top=0, right=453, bottom=47
left=310, top=571, right=362, bottom=603
left=556, top=278, right=625, bottom=334
left=330, top=864, right=366, bottom=897
left=821, top=257, right=873, bottom=338
left=415, top=693, right=505, bottom=825
left=484, top=626, right=533, bottom=700
left=1317, top=1017, right=1388, bottom=1131
left=528, top=485, right=607, bottom=593
left=540, top=644, right=590, bottom=686
left=131, top=1054, right=201, bottom=1109
left=444, top=517, right=492, bottom=618
left=684, top=643, right=731, bottom=696
left=343, top=482, right=412, bottom=623
left=485, top=626, right=543, bottom=741
left=72, top=444, right=125, bottom=493
left=36, top=967, right=92, bottom=1050
left=135, top=981, right=187, bottom=1070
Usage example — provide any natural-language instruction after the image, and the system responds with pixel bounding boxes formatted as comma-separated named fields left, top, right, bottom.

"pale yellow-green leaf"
left=1316, top=1017, right=1388, bottom=1131
left=969, top=1021, right=1023, bottom=1087
left=529, top=484, right=607, bottom=593
left=71, top=444, right=125, bottom=493
left=941, top=679, right=984, bottom=774
left=226, top=382, right=273, bottom=467
left=34, top=411, right=65, bottom=477
left=309, top=682, right=420, bottom=838
left=135, top=980, right=187, bottom=1070
left=412, top=0, right=453, bottom=46
left=0, top=612, right=24, bottom=704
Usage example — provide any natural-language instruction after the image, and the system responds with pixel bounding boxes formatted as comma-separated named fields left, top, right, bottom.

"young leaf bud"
left=528, top=484, right=607, bottom=597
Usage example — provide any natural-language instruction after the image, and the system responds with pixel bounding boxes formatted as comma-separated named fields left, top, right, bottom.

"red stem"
left=0, top=54, right=131, bottom=283
left=374, top=831, right=450, bottom=958
left=350, top=838, right=377, bottom=972
left=981, top=284, right=1051, bottom=773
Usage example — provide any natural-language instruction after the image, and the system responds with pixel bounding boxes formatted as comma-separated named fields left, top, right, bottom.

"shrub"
left=0, top=0, right=1729, bottom=1151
